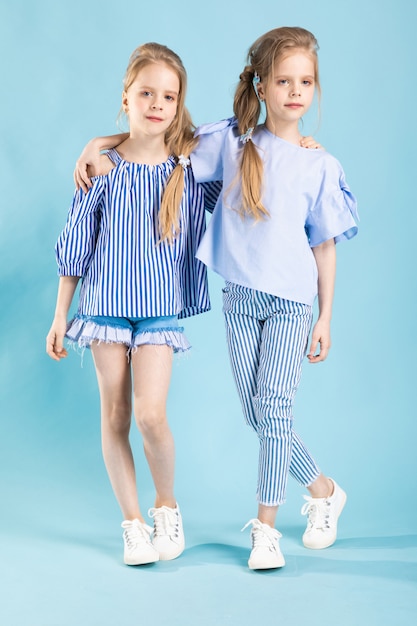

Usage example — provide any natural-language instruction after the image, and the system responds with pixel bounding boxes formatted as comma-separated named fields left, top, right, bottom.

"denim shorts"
left=65, top=314, right=190, bottom=354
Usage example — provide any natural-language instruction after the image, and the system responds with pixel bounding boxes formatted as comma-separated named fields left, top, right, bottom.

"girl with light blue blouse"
left=74, top=27, right=358, bottom=572
left=191, top=26, right=358, bottom=569
left=46, top=43, right=218, bottom=567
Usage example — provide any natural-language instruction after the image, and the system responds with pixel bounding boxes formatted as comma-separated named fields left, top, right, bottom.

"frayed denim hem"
left=65, top=317, right=191, bottom=354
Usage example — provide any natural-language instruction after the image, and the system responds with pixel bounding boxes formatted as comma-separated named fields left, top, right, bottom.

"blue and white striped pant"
left=223, top=282, right=321, bottom=506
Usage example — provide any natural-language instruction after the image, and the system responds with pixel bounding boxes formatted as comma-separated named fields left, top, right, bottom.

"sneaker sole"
left=303, top=490, right=347, bottom=550
left=124, top=554, right=159, bottom=566
left=156, top=543, right=185, bottom=561
left=248, top=557, right=286, bottom=570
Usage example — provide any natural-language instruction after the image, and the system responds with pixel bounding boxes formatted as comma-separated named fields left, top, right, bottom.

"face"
left=122, top=62, right=180, bottom=137
left=258, top=51, right=316, bottom=131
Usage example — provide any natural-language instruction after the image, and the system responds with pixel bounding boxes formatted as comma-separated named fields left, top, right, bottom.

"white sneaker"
left=301, top=479, right=347, bottom=549
left=148, top=504, right=185, bottom=560
left=242, top=519, right=285, bottom=570
left=121, top=519, right=159, bottom=565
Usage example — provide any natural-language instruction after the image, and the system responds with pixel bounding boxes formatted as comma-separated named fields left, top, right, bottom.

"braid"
left=233, top=66, right=268, bottom=219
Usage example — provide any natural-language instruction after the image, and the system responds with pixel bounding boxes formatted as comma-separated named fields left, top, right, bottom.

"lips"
left=285, top=104, right=303, bottom=109
left=146, top=116, right=164, bottom=122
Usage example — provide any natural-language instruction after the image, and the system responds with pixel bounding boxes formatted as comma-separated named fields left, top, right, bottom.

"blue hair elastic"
left=252, top=71, right=262, bottom=105
left=239, top=127, right=254, bottom=144
left=239, top=71, right=262, bottom=144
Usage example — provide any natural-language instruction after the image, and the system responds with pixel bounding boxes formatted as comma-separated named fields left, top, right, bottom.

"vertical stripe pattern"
left=223, top=282, right=321, bottom=506
left=56, top=149, right=211, bottom=319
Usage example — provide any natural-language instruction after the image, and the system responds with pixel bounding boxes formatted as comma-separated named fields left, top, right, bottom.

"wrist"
left=53, top=311, right=68, bottom=322
left=317, top=313, right=332, bottom=324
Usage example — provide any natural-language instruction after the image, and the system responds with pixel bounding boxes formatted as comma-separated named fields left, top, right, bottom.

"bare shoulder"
left=87, top=153, right=115, bottom=178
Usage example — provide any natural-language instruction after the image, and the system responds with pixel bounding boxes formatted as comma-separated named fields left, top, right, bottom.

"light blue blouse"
left=190, top=118, right=358, bottom=306
left=56, top=149, right=212, bottom=319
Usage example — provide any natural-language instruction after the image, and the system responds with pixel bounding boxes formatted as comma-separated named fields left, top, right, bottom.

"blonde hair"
left=234, top=27, right=321, bottom=220
left=122, top=43, right=197, bottom=242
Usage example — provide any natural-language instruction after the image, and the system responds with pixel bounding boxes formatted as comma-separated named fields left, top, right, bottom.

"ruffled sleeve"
left=55, top=177, right=104, bottom=276
left=191, top=117, right=237, bottom=183
left=305, top=156, right=359, bottom=247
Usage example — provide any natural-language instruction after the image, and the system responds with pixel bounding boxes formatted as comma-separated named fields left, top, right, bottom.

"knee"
left=254, top=393, right=294, bottom=418
left=254, top=396, right=293, bottom=438
left=134, top=403, right=167, bottom=439
left=103, top=401, right=132, bottom=435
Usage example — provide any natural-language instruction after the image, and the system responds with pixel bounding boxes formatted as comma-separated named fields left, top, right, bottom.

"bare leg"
left=257, top=504, right=279, bottom=527
left=307, top=473, right=333, bottom=498
left=91, top=342, right=144, bottom=522
left=131, top=345, right=176, bottom=509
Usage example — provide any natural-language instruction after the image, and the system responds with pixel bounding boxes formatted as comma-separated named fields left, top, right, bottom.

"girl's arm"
left=74, top=133, right=128, bottom=192
left=308, top=238, right=336, bottom=363
left=46, top=276, right=80, bottom=361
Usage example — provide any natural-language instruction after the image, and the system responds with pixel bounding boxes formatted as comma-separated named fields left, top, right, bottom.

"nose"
left=290, top=86, right=301, bottom=97
left=151, top=98, right=163, bottom=110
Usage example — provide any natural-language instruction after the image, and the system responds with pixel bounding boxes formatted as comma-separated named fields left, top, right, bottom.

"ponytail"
left=159, top=164, right=186, bottom=242
left=233, top=66, right=268, bottom=220
left=159, top=107, right=198, bottom=243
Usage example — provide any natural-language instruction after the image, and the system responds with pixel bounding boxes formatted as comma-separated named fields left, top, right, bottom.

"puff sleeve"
left=305, top=156, right=359, bottom=247
left=55, top=177, right=104, bottom=276
left=191, top=117, right=237, bottom=183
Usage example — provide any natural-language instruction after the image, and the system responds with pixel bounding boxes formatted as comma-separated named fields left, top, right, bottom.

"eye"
left=278, top=79, right=289, bottom=86
left=302, top=80, right=313, bottom=86
left=165, top=95, right=175, bottom=101
left=142, top=90, right=152, bottom=97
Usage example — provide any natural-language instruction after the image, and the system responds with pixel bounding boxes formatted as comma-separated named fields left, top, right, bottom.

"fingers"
left=307, top=336, right=318, bottom=362
left=300, top=136, right=316, bottom=148
left=307, top=348, right=328, bottom=363
left=73, top=161, right=92, bottom=194
left=300, top=136, right=323, bottom=150
left=74, top=172, right=89, bottom=194
left=46, top=332, right=68, bottom=361
left=307, top=338, right=330, bottom=363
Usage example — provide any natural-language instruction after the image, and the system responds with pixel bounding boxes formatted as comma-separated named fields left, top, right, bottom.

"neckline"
left=108, top=147, right=176, bottom=167
left=260, top=125, right=323, bottom=151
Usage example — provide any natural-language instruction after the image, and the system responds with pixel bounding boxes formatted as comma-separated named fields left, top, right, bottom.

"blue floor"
left=2, top=503, right=416, bottom=626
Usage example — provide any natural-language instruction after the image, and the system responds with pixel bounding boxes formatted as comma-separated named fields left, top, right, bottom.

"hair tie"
left=240, top=127, right=254, bottom=144
left=252, top=71, right=262, bottom=105
left=178, top=155, right=191, bottom=169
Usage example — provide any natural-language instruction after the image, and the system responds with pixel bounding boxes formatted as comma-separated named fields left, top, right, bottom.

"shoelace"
left=241, top=519, right=282, bottom=549
left=301, top=496, right=331, bottom=530
left=148, top=506, right=179, bottom=539
left=121, top=519, right=152, bottom=549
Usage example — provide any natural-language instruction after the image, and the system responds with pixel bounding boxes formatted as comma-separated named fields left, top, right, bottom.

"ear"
left=256, top=83, right=265, bottom=102
left=122, top=91, right=129, bottom=112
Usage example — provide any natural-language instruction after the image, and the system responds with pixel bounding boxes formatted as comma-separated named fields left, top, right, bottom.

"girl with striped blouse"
left=46, top=43, right=216, bottom=566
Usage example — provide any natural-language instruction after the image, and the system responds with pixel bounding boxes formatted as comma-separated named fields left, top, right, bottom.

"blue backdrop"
left=0, top=0, right=416, bottom=611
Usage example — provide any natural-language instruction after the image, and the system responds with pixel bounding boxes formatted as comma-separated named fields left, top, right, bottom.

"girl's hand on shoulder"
left=300, top=136, right=324, bottom=150
left=46, top=319, right=69, bottom=361
left=74, top=139, right=102, bottom=193
left=307, top=319, right=331, bottom=363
